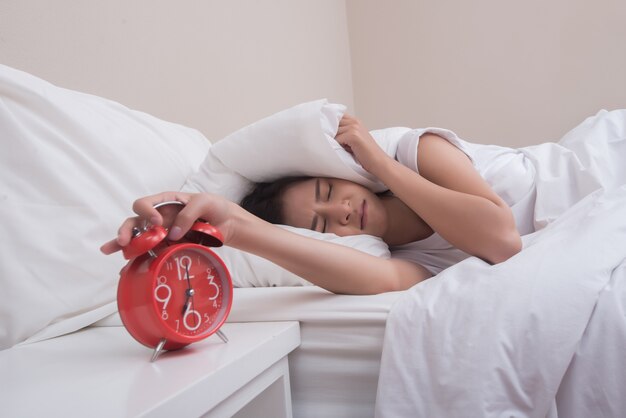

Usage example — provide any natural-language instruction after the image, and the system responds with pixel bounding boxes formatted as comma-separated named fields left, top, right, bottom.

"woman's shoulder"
left=395, top=128, right=478, bottom=173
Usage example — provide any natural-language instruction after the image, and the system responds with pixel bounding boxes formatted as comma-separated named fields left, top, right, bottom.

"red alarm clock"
left=117, top=201, right=233, bottom=362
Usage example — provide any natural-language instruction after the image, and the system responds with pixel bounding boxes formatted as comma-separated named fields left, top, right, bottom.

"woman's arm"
left=335, top=115, right=522, bottom=264
left=229, top=202, right=431, bottom=294
left=382, top=134, right=521, bottom=263
left=100, top=191, right=431, bottom=294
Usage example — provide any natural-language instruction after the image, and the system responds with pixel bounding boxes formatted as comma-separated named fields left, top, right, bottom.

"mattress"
left=95, top=286, right=404, bottom=418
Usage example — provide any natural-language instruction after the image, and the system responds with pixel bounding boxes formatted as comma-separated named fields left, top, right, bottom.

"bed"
left=1, top=64, right=625, bottom=418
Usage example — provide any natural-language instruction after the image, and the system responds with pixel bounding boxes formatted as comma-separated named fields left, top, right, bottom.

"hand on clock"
left=100, top=191, right=236, bottom=255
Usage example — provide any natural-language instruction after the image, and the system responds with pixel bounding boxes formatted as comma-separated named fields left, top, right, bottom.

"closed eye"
left=322, top=182, right=332, bottom=232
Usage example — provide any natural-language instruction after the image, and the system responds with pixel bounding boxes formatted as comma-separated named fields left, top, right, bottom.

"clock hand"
left=185, top=263, right=192, bottom=286
left=181, top=263, right=197, bottom=324
left=185, top=263, right=199, bottom=327
left=191, top=294, right=197, bottom=327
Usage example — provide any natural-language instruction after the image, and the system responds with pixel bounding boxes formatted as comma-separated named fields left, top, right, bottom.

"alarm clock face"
left=152, top=245, right=232, bottom=339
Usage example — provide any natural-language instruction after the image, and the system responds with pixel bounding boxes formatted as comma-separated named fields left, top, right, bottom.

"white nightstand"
left=0, top=321, right=301, bottom=418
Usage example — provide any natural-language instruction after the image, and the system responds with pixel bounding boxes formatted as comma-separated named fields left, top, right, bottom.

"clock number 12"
left=174, top=256, right=194, bottom=281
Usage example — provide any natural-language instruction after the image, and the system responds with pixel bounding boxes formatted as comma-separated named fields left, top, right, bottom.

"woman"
left=101, top=114, right=522, bottom=294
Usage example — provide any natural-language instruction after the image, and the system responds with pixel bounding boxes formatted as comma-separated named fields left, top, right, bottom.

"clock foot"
left=216, top=330, right=228, bottom=343
left=151, top=338, right=167, bottom=362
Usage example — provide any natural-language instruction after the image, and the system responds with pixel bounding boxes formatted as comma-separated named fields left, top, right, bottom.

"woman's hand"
left=100, top=191, right=236, bottom=255
left=335, top=114, right=391, bottom=175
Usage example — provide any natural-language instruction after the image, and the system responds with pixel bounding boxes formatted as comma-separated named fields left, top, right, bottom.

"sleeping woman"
left=101, top=114, right=524, bottom=294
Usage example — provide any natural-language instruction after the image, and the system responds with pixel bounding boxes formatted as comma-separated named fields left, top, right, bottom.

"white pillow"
left=0, top=65, right=210, bottom=349
left=184, top=99, right=401, bottom=202
left=182, top=99, right=392, bottom=288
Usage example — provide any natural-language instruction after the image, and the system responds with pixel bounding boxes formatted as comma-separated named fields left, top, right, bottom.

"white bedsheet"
left=229, top=287, right=403, bottom=418
left=375, top=188, right=626, bottom=417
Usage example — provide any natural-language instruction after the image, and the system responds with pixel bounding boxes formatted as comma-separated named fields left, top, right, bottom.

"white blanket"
left=376, top=187, right=626, bottom=417
left=375, top=111, right=626, bottom=417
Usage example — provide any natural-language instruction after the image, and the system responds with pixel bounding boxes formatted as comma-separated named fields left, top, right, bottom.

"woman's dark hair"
left=240, top=176, right=311, bottom=224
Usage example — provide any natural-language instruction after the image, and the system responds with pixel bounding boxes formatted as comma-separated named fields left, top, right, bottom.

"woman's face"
left=281, top=177, right=388, bottom=238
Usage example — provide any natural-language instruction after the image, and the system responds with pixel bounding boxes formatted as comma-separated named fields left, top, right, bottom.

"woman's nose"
left=330, top=200, right=351, bottom=225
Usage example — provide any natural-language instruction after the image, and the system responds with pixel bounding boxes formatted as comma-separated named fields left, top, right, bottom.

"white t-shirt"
left=389, top=128, right=537, bottom=275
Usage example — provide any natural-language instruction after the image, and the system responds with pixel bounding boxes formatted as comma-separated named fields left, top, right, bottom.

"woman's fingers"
left=335, top=115, right=364, bottom=154
left=100, top=238, right=122, bottom=255
left=166, top=202, right=203, bottom=241
left=337, top=114, right=356, bottom=132
left=100, top=192, right=193, bottom=254
left=99, top=216, right=140, bottom=254
left=165, top=194, right=223, bottom=240
left=131, top=191, right=191, bottom=226
left=117, top=216, right=141, bottom=246
left=131, top=192, right=194, bottom=241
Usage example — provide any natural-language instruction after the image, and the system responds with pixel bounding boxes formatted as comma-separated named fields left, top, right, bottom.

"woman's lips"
left=361, top=199, right=367, bottom=230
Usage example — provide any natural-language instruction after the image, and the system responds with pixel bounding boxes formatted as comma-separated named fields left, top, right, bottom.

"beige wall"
left=2, top=1, right=625, bottom=148
left=346, top=0, right=626, bottom=147
left=0, top=0, right=354, bottom=142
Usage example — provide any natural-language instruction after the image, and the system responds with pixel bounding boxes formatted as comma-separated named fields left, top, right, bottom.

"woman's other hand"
left=100, top=192, right=236, bottom=255
left=335, top=114, right=391, bottom=175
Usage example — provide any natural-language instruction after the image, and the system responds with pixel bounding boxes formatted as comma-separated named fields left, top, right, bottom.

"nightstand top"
left=0, top=321, right=300, bottom=417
